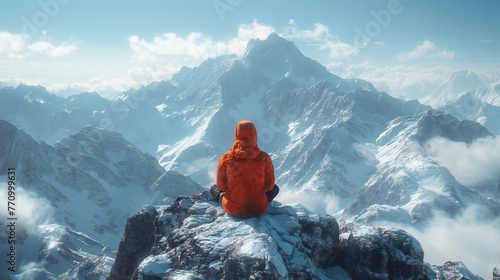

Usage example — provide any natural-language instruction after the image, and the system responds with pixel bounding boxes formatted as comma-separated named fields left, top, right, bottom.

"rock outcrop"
left=108, top=206, right=159, bottom=280
left=106, top=192, right=481, bottom=279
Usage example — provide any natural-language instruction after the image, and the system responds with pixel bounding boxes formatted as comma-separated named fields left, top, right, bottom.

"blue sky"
left=1, top=0, right=499, bottom=98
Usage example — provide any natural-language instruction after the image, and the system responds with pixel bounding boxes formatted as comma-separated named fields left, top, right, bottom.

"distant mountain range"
left=419, top=70, right=500, bottom=135
left=0, top=120, right=203, bottom=277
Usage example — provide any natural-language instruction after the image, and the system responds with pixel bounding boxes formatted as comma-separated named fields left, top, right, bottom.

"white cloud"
left=0, top=31, right=78, bottom=58
left=282, top=21, right=359, bottom=60
left=320, top=41, right=360, bottom=60
left=283, top=21, right=330, bottom=41
left=129, top=20, right=275, bottom=63
left=0, top=31, right=27, bottom=54
left=69, top=75, right=143, bottom=98
left=277, top=188, right=341, bottom=215
left=124, top=20, right=276, bottom=96
left=0, top=185, right=55, bottom=275
left=337, top=62, right=453, bottom=99
left=0, top=185, right=54, bottom=234
left=129, top=32, right=216, bottom=61
left=28, top=41, right=78, bottom=57
left=402, top=205, right=500, bottom=280
left=398, top=40, right=456, bottom=61
left=233, top=20, right=276, bottom=51
left=425, top=136, right=500, bottom=186
left=436, top=50, right=456, bottom=60
left=398, top=39, right=436, bottom=60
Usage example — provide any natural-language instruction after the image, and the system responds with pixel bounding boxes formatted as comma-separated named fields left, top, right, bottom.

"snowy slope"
left=340, top=110, right=499, bottom=225
left=440, top=92, right=500, bottom=135
left=481, top=83, right=500, bottom=106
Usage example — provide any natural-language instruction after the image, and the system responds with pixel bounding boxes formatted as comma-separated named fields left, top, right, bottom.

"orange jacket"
left=216, top=121, right=275, bottom=218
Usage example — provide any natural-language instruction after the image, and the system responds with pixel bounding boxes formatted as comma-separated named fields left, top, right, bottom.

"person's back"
left=211, top=120, right=279, bottom=218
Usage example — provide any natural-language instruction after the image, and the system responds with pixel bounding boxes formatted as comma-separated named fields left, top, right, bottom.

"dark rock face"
left=107, top=206, right=158, bottom=280
left=220, top=249, right=279, bottom=280
left=107, top=192, right=469, bottom=280
left=378, top=227, right=425, bottom=279
left=339, top=224, right=390, bottom=279
left=298, top=214, right=340, bottom=268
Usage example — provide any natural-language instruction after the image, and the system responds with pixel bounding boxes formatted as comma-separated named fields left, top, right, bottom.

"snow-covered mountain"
left=0, top=120, right=203, bottom=278
left=1, top=33, right=499, bottom=278
left=420, top=70, right=488, bottom=108
left=340, top=110, right=499, bottom=225
left=439, top=91, right=500, bottom=135
left=0, top=85, right=109, bottom=144
left=148, top=33, right=429, bottom=203
left=419, top=70, right=500, bottom=135
left=145, top=34, right=499, bottom=229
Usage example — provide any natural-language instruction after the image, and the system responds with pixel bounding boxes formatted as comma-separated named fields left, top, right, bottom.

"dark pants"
left=210, top=184, right=280, bottom=203
left=210, top=185, right=225, bottom=203
left=266, top=184, right=280, bottom=202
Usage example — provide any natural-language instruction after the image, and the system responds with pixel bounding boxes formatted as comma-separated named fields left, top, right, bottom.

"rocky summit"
left=107, top=192, right=481, bottom=280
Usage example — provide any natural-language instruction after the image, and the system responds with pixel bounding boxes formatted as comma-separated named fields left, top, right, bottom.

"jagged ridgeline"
left=1, top=33, right=498, bottom=279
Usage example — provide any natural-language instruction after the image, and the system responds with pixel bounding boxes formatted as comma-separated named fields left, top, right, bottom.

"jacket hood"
left=231, top=120, right=261, bottom=159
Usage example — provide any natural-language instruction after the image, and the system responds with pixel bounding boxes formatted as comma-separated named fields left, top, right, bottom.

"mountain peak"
left=243, top=32, right=303, bottom=59
left=266, top=31, right=284, bottom=41
left=15, top=83, right=49, bottom=93
left=447, top=70, right=486, bottom=91
left=421, top=70, right=488, bottom=107
left=451, top=70, right=479, bottom=79
left=242, top=33, right=305, bottom=69
left=240, top=33, right=343, bottom=86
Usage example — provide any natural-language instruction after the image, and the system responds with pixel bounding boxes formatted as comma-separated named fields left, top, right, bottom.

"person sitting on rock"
left=210, top=120, right=279, bottom=218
